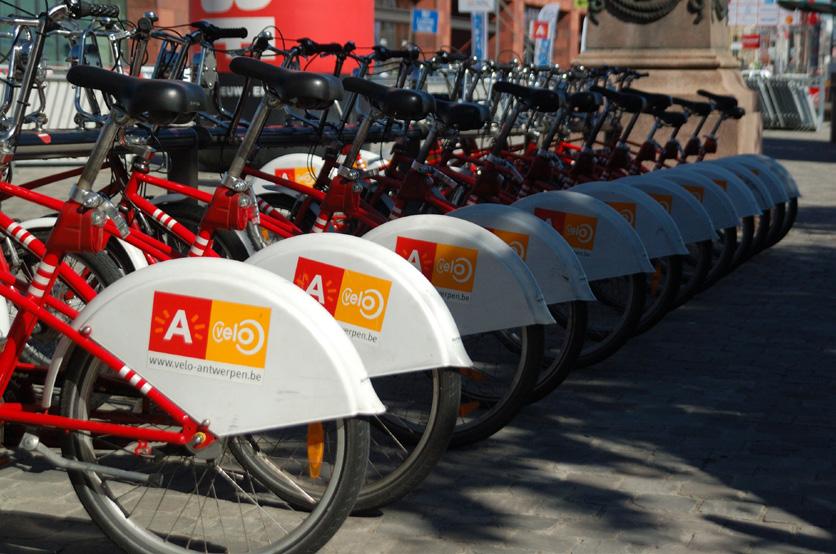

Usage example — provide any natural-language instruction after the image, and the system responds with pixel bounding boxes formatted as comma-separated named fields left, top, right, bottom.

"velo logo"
left=606, top=201, right=637, bottom=228
left=395, top=237, right=478, bottom=293
left=490, top=228, right=530, bottom=260
left=275, top=167, right=316, bottom=187
left=533, top=208, right=598, bottom=250
left=683, top=185, right=705, bottom=202
left=293, top=257, right=392, bottom=332
left=649, top=193, right=673, bottom=213
left=712, top=178, right=729, bottom=190
left=148, top=292, right=271, bottom=368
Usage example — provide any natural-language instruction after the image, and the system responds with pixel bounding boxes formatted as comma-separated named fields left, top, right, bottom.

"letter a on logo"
left=305, top=275, right=326, bottom=305
left=164, top=309, right=193, bottom=344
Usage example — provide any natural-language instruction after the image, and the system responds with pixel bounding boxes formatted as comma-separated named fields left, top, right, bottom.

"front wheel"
left=60, top=348, right=370, bottom=554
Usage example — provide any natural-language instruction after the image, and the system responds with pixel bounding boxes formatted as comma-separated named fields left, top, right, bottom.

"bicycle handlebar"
left=372, top=45, right=419, bottom=62
left=67, top=0, right=120, bottom=19
left=297, top=37, right=345, bottom=56
left=191, top=21, right=248, bottom=42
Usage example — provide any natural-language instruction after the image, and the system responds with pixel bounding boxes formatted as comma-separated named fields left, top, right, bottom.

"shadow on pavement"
left=379, top=203, right=836, bottom=551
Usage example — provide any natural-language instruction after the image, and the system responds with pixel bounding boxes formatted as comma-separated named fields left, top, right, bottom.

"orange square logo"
left=333, top=269, right=392, bottom=332
left=206, top=299, right=271, bottom=369
left=534, top=208, right=597, bottom=251
left=650, top=193, right=673, bottom=213
left=491, top=228, right=530, bottom=260
left=275, top=167, right=316, bottom=187
left=683, top=185, right=705, bottom=202
left=712, top=178, right=728, bottom=190
left=607, top=201, right=637, bottom=228
left=431, top=243, right=478, bottom=292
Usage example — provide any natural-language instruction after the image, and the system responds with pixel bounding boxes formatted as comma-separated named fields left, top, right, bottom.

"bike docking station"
left=0, top=3, right=805, bottom=550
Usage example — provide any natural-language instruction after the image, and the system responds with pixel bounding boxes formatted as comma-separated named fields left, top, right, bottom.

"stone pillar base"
left=577, top=49, right=761, bottom=157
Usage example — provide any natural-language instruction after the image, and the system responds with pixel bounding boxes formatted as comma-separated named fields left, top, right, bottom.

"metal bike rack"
left=745, top=72, right=825, bottom=131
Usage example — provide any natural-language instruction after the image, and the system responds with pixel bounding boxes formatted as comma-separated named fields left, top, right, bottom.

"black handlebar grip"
left=297, top=38, right=343, bottom=56
left=212, top=26, right=248, bottom=39
left=191, top=21, right=247, bottom=42
left=71, top=1, right=120, bottom=18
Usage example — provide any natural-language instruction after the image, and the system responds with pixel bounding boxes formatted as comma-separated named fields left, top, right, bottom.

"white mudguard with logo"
left=619, top=175, right=716, bottom=243
left=43, top=258, right=384, bottom=437
left=711, top=157, right=789, bottom=206
left=702, top=160, right=775, bottom=210
left=251, top=149, right=387, bottom=198
left=362, top=215, right=555, bottom=336
left=571, top=181, right=689, bottom=258
left=512, top=190, right=654, bottom=281
left=679, top=163, right=762, bottom=217
left=448, top=204, right=595, bottom=304
left=654, top=170, right=741, bottom=229
left=746, top=154, right=800, bottom=198
left=249, top=152, right=327, bottom=198
left=246, top=233, right=471, bottom=377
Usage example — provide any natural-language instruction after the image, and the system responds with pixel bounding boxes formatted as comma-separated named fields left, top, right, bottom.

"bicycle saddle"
left=229, top=57, right=343, bottom=110
left=492, top=81, right=562, bottom=112
left=342, top=77, right=435, bottom=121
left=66, top=65, right=209, bottom=125
left=433, top=98, right=490, bottom=131
left=621, top=87, right=672, bottom=115
left=590, top=85, right=645, bottom=114
left=697, top=89, right=738, bottom=111
left=567, top=91, right=601, bottom=113
left=658, top=110, right=687, bottom=127
left=671, top=97, right=712, bottom=116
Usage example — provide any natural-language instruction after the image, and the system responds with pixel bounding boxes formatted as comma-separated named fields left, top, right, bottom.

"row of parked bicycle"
left=0, top=2, right=799, bottom=552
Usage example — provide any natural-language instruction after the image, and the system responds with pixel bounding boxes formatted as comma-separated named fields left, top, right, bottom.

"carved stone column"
left=576, top=0, right=761, bottom=156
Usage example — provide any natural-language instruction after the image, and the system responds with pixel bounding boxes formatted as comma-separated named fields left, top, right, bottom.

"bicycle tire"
left=776, top=198, right=797, bottom=243
left=231, top=369, right=461, bottom=512
left=5, top=229, right=123, bottom=366
left=703, top=227, right=736, bottom=288
left=732, top=216, right=755, bottom=268
left=673, top=240, right=711, bottom=308
left=765, top=201, right=786, bottom=248
left=526, top=301, right=587, bottom=403
left=449, top=325, right=544, bottom=447
left=154, top=200, right=252, bottom=261
left=575, top=273, right=645, bottom=367
left=750, top=208, right=772, bottom=256
left=636, top=255, right=682, bottom=334
left=60, top=347, right=370, bottom=554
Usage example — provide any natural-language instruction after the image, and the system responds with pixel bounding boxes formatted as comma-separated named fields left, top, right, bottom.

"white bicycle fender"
left=746, top=154, right=800, bottom=198
left=572, top=181, right=689, bottom=258
left=362, top=214, right=555, bottom=335
left=448, top=204, right=595, bottom=304
left=21, top=216, right=149, bottom=272
left=656, top=169, right=741, bottom=229
left=246, top=234, right=471, bottom=377
left=44, top=258, right=384, bottom=436
left=250, top=153, right=327, bottom=198
left=681, top=163, right=762, bottom=217
left=703, top=160, right=776, bottom=210
left=619, top=175, right=716, bottom=243
left=513, top=190, right=654, bottom=280
left=711, top=157, right=789, bottom=205
left=731, top=155, right=797, bottom=201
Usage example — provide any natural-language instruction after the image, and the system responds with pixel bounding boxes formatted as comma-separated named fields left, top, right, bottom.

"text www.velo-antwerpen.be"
left=147, top=354, right=263, bottom=384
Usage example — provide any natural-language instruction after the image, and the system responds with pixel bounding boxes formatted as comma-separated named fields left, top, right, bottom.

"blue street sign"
left=471, top=11, right=488, bottom=60
left=412, top=9, right=439, bottom=34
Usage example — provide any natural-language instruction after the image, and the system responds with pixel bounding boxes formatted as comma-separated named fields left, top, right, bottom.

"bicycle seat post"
left=77, top=109, right=126, bottom=192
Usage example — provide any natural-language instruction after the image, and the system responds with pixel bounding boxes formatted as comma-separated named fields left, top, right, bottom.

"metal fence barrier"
left=744, top=73, right=826, bottom=131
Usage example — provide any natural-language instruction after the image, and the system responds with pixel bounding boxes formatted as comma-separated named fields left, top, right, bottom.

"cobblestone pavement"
left=1, top=128, right=834, bottom=553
